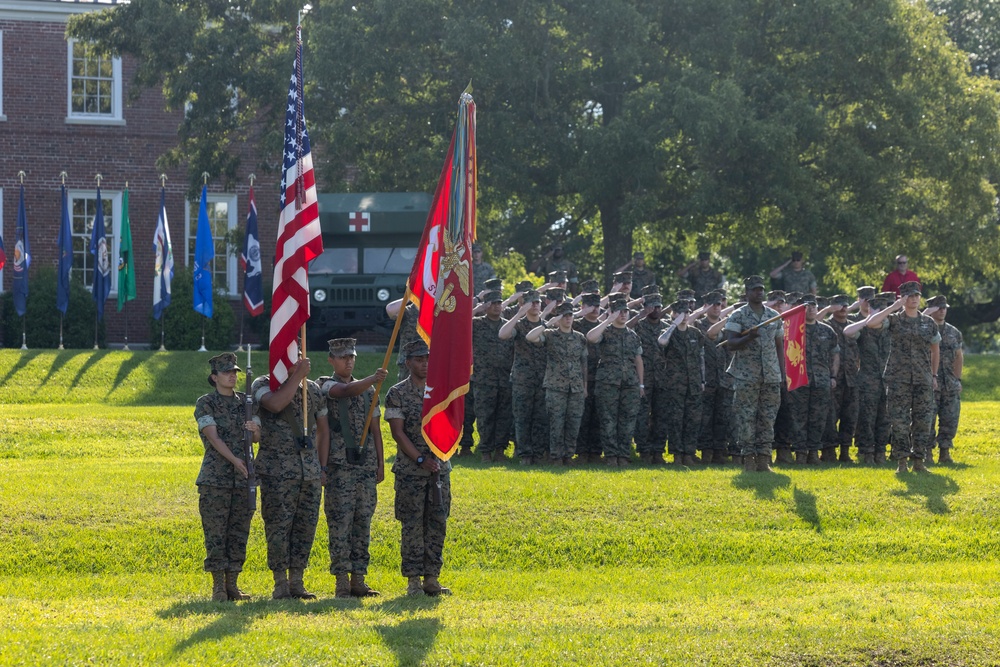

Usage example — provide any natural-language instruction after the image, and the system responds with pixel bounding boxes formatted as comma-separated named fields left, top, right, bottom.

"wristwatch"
left=416, top=456, right=425, bottom=465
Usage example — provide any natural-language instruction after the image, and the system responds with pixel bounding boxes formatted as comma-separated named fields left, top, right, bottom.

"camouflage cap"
left=209, top=352, right=242, bottom=374
left=606, top=291, right=628, bottom=302
left=815, top=296, right=830, bottom=309
left=744, top=275, right=766, bottom=289
left=327, top=337, right=358, bottom=357
left=482, top=290, right=503, bottom=303
left=698, top=251, right=711, bottom=261
left=548, top=270, right=568, bottom=283
left=791, top=250, right=804, bottom=261
left=856, top=286, right=876, bottom=301
left=545, top=287, right=566, bottom=301
left=613, top=271, right=633, bottom=284
left=553, top=302, right=575, bottom=317
left=472, top=242, right=483, bottom=252
left=640, top=284, right=661, bottom=296
left=831, top=294, right=852, bottom=307
left=668, top=300, right=690, bottom=314
left=703, top=292, right=725, bottom=306
left=766, top=290, right=786, bottom=303
left=926, top=295, right=949, bottom=308
left=797, top=294, right=818, bottom=306
left=581, top=293, right=602, bottom=307
left=579, top=279, right=600, bottom=294
left=515, top=280, right=534, bottom=292
left=633, top=251, right=645, bottom=260
left=900, top=281, right=922, bottom=297
left=644, top=295, right=663, bottom=308
left=785, top=291, right=803, bottom=303
left=608, top=300, right=630, bottom=313
left=872, top=293, right=894, bottom=309
left=523, top=289, right=542, bottom=303
left=676, top=288, right=696, bottom=301
left=484, top=278, right=503, bottom=291
left=403, top=339, right=430, bottom=358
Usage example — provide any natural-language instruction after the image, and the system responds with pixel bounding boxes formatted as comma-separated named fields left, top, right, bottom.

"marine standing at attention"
left=194, top=352, right=260, bottom=602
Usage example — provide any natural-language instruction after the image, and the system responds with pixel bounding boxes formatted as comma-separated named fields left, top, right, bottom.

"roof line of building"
left=0, top=0, right=124, bottom=23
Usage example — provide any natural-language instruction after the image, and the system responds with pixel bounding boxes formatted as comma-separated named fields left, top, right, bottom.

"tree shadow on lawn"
left=159, top=592, right=443, bottom=663
left=890, top=469, right=960, bottom=514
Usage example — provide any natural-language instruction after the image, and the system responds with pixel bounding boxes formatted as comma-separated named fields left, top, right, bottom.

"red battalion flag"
left=407, top=90, right=477, bottom=460
left=269, top=25, right=323, bottom=390
left=782, top=303, right=809, bottom=391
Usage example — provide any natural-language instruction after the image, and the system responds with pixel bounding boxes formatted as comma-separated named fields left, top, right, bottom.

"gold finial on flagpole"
left=249, top=173, right=256, bottom=186
left=202, top=172, right=210, bottom=186
left=463, top=80, right=473, bottom=95
left=60, top=171, right=68, bottom=185
left=125, top=181, right=129, bottom=190
left=18, top=170, right=26, bottom=184
left=160, top=173, right=168, bottom=187
left=95, top=173, right=103, bottom=187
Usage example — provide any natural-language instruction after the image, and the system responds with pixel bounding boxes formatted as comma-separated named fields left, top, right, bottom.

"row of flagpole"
left=0, top=170, right=265, bottom=351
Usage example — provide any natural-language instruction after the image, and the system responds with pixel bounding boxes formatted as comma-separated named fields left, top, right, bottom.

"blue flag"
left=152, top=187, right=174, bottom=320
left=57, top=185, right=73, bottom=315
left=12, top=184, right=31, bottom=317
left=0, top=229, right=6, bottom=272
left=192, top=185, right=214, bottom=318
left=240, top=186, right=263, bottom=316
left=90, top=187, right=112, bottom=321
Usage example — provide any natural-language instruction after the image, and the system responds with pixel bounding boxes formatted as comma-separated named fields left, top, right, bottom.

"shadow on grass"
left=792, top=485, right=821, bottom=533
left=159, top=591, right=442, bottom=660
left=731, top=469, right=790, bottom=500
left=105, top=352, right=147, bottom=400
left=68, top=351, right=104, bottom=392
left=890, top=470, right=960, bottom=514
left=36, top=350, right=77, bottom=392
left=0, top=349, right=40, bottom=387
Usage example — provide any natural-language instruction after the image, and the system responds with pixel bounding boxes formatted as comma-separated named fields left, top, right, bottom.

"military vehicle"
left=308, top=192, right=430, bottom=343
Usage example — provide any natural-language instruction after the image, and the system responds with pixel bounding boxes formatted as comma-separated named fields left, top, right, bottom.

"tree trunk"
left=599, top=196, right=631, bottom=291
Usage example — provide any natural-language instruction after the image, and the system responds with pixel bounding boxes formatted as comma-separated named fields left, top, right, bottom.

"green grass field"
left=2, top=350, right=999, bottom=666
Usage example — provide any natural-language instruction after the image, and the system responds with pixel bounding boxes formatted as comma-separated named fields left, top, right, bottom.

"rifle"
left=244, top=345, right=258, bottom=510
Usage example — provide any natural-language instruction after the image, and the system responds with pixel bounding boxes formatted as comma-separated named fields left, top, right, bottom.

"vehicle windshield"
left=363, top=248, right=418, bottom=274
left=309, top=248, right=359, bottom=274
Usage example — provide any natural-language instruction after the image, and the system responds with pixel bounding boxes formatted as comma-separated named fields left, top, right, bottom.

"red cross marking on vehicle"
left=349, top=211, right=370, bottom=232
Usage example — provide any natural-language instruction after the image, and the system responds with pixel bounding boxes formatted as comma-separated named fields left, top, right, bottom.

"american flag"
left=269, top=25, right=323, bottom=391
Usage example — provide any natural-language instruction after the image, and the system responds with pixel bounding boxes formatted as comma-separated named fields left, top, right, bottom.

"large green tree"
left=70, top=0, right=1000, bottom=306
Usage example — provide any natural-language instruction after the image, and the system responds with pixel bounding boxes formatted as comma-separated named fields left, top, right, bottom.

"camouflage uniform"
left=662, top=326, right=706, bottom=456
left=787, top=321, right=839, bottom=456
left=933, top=321, right=963, bottom=452
left=879, top=312, right=941, bottom=461
left=318, top=373, right=380, bottom=577
left=574, top=317, right=603, bottom=458
left=686, top=267, right=724, bottom=299
left=854, top=316, right=891, bottom=456
left=534, top=327, right=588, bottom=460
left=634, top=317, right=669, bottom=457
left=386, top=378, right=452, bottom=579
left=775, top=268, right=817, bottom=295
left=195, top=390, right=256, bottom=573
left=472, top=261, right=496, bottom=294
left=509, top=317, right=549, bottom=461
left=472, top=314, right=514, bottom=456
left=252, top=376, right=326, bottom=573
left=828, top=318, right=860, bottom=451
left=697, top=316, right=730, bottom=458
left=396, top=303, right=420, bottom=382
left=595, top=325, right=643, bottom=459
left=629, top=267, right=658, bottom=299
left=725, top=305, right=784, bottom=457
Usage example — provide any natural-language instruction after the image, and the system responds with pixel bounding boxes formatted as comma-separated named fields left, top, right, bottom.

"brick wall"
left=0, top=12, right=280, bottom=348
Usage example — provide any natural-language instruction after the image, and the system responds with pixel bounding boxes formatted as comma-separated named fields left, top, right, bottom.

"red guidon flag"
left=407, top=90, right=477, bottom=460
left=782, top=303, right=808, bottom=391
left=269, top=26, right=323, bottom=390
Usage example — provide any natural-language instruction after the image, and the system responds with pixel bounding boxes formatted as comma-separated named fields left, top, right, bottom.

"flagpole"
left=199, top=320, right=207, bottom=352
left=716, top=303, right=806, bottom=347
left=358, top=286, right=412, bottom=449
left=123, top=300, right=130, bottom=351
left=93, top=316, right=99, bottom=350
left=300, top=324, right=308, bottom=433
left=58, top=315, right=64, bottom=350
left=20, top=316, right=27, bottom=351
left=159, top=313, right=166, bottom=351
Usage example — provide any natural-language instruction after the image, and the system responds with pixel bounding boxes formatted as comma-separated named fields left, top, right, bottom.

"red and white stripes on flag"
left=268, top=25, right=323, bottom=391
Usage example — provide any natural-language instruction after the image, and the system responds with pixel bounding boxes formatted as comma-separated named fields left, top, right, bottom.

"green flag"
left=117, top=188, right=136, bottom=311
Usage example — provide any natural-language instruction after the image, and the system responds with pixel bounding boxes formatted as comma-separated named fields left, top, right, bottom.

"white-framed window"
left=0, top=31, right=6, bottom=122
left=68, top=190, right=122, bottom=295
left=66, top=38, right=123, bottom=125
left=186, top=193, right=238, bottom=296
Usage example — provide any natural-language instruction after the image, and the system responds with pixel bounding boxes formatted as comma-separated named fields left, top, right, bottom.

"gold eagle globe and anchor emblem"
left=434, top=231, right=471, bottom=316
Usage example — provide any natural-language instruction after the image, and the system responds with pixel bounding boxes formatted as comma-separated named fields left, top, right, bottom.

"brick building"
left=0, top=0, right=279, bottom=348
